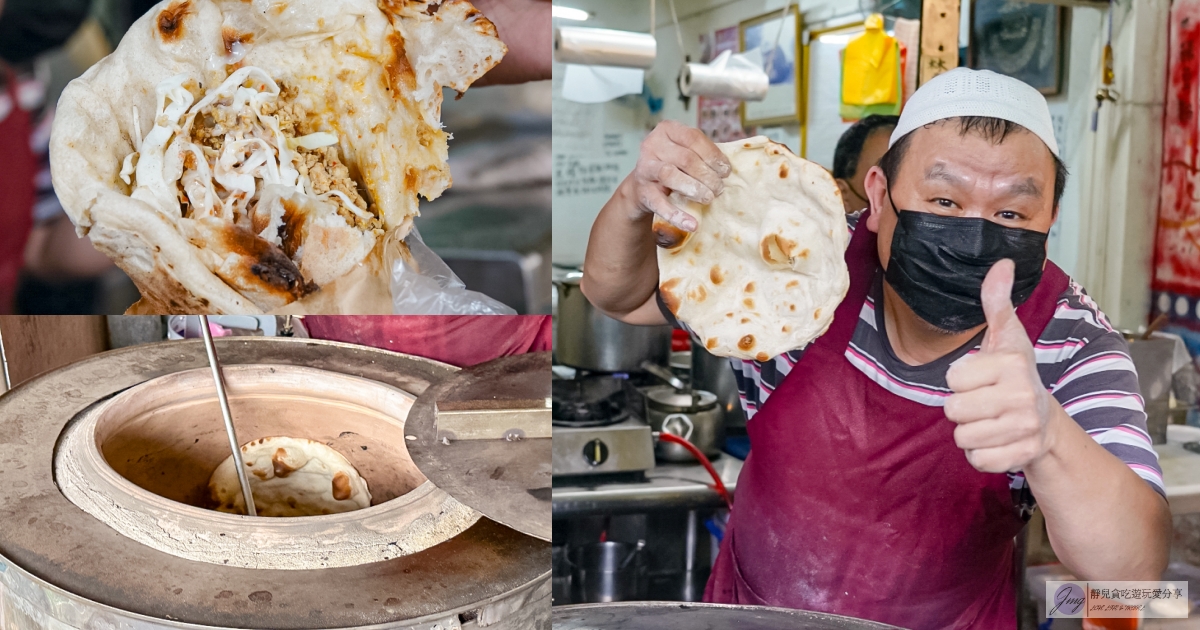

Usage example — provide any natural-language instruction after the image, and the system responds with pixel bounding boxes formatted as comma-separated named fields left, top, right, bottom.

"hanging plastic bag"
left=839, top=41, right=903, bottom=121
left=842, top=14, right=899, bottom=106
left=390, top=226, right=516, bottom=315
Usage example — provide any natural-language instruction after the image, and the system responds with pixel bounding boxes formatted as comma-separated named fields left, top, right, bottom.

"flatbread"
left=50, top=0, right=505, bottom=314
left=209, top=436, right=371, bottom=517
left=656, top=136, right=850, bottom=360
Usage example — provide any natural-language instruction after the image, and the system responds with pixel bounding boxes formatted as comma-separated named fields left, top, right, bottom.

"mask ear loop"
left=884, top=178, right=900, bottom=218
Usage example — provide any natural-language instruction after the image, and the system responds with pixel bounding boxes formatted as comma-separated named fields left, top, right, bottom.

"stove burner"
left=552, top=397, right=629, bottom=427
left=552, top=375, right=634, bottom=428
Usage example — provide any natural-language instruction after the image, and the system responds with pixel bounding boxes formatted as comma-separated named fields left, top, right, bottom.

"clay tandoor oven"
left=0, top=338, right=549, bottom=630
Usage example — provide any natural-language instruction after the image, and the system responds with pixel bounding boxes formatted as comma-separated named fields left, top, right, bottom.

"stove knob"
left=583, top=438, right=609, bottom=467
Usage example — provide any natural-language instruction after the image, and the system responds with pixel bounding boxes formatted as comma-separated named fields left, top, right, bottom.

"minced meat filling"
left=172, top=76, right=379, bottom=232
left=295, top=146, right=381, bottom=231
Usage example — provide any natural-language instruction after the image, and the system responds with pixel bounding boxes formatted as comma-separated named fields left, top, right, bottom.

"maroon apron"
left=0, top=67, right=36, bottom=314
left=704, top=222, right=1070, bottom=629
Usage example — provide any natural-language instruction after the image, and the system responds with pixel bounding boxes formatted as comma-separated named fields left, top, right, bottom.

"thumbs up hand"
left=944, top=259, right=1058, bottom=473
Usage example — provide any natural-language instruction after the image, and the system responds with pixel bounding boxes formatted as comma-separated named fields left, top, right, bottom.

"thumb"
left=980, top=259, right=1027, bottom=352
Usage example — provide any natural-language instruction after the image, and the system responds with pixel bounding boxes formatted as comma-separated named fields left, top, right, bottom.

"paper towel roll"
left=554, top=26, right=657, bottom=69
left=679, top=50, right=770, bottom=101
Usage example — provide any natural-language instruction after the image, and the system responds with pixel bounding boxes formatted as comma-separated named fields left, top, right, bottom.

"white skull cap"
left=889, top=67, right=1058, bottom=157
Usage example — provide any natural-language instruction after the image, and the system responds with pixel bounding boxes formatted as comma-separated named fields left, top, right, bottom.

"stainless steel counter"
left=552, top=456, right=743, bottom=517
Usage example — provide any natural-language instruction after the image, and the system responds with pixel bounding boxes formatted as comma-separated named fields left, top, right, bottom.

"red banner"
left=1153, top=0, right=1200, bottom=330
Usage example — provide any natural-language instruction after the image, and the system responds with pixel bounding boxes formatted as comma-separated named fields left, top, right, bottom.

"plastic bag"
left=390, top=226, right=516, bottom=315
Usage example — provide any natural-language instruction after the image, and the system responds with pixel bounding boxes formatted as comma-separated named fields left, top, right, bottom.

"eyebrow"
left=1004, top=178, right=1043, bottom=198
left=924, top=165, right=1043, bottom=198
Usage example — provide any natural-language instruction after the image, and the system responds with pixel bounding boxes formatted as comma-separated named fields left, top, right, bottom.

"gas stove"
left=552, top=371, right=655, bottom=479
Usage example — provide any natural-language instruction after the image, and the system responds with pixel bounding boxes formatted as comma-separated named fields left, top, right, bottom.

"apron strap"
left=1014, top=260, right=1070, bottom=342
left=821, top=220, right=880, bottom=348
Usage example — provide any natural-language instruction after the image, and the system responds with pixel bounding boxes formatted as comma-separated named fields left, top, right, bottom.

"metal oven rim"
left=0, top=338, right=548, bottom=629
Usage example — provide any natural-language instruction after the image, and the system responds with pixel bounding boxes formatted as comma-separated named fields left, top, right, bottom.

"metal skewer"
left=0, top=323, right=10, bottom=394
left=198, top=316, right=257, bottom=517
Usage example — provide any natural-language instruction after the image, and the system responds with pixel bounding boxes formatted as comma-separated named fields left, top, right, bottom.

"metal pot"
left=554, top=601, right=905, bottom=629
left=554, top=270, right=672, bottom=372
left=569, top=541, right=647, bottom=603
left=553, top=546, right=572, bottom=605
left=691, top=345, right=746, bottom=430
left=645, top=387, right=724, bottom=462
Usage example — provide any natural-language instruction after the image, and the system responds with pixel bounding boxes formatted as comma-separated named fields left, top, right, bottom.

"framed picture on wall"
left=740, top=6, right=804, bottom=127
left=970, top=1, right=1066, bottom=95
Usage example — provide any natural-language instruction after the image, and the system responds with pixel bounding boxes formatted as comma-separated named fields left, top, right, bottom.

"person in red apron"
left=580, top=68, right=1170, bottom=628
left=302, top=315, right=550, bottom=367
left=0, top=64, right=35, bottom=314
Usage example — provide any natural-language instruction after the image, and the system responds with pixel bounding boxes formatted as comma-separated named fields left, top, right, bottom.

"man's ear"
left=863, top=166, right=887, bottom=234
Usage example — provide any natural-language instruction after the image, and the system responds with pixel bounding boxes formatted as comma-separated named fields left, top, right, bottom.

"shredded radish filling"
left=121, top=66, right=381, bottom=246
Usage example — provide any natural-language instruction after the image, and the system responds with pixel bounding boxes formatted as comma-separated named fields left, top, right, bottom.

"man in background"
left=831, top=114, right=897, bottom=214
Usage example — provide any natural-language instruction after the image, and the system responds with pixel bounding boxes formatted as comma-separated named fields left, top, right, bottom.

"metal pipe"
left=685, top=509, right=697, bottom=574
left=0, top=322, right=10, bottom=394
left=199, top=316, right=257, bottom=517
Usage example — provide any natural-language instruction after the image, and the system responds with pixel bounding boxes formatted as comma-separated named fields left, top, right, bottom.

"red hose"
left=657, top=432, right=733, bottom=510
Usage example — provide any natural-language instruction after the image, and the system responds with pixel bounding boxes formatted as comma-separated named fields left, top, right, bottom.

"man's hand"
left=944, top=259, right=1057, bottom=473
left=624, top=120, right=732, bottom=233
left=944, top=264, right=1169, bottom=581
left=470, top=0, right=551, bottom=86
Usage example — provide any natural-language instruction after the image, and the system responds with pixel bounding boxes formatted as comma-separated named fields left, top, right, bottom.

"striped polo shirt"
left=659, top=223, right=1166, bottom=511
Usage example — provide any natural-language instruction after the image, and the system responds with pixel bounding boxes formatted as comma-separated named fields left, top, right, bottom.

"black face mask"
left=883, top=189, right=1048, bottom=332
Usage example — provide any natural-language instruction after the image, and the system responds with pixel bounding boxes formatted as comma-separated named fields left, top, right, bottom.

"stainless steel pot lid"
left=646, top=388, right=718, bottom=410
left=407, top=352, right=552, bottom=541
left=553, top=602, right=905, bottom=630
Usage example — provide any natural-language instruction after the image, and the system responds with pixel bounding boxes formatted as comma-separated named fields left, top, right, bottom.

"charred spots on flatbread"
left=652, top=219, right=689, bottom=249
left=222, top=25, right=254, bottom=55
left=738, top=335, right=755, bottom=351
left=221, top=225, right=316, bottom=299
left=249, top=255, right=315, bottom=299
left=332, top=472, right=353, bottom=501
left=469, top=10, right=499, bottom=38
left=660, top=278, right=682, bottom=314
left=272, top=448, right=297, bottom=478
left=425, top=1, right=441, bottom=15
left=384, top=32, right=417, bottom=96
left=278, top=198, right=307, bottom=259
left=157, top=0, right=192, bottom=42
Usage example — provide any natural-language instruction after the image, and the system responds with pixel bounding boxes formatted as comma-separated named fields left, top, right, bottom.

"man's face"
left=862, top=121, right=1058, bottom=268
left=837, top=128, right=892, bottom=213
